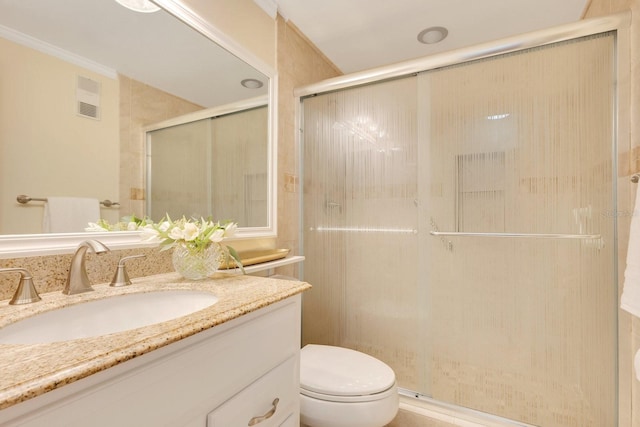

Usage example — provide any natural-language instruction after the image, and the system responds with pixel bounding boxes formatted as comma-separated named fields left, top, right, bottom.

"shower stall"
left=298, top=16, right=625, bottom=427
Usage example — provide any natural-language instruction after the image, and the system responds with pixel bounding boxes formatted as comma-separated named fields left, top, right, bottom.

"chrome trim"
left=109, top=254, right=146, bottom=287
left=398, top=388, right=536, bottom=427
left=430, top=231, right=601, bottom=239
left=294, top=12, right=630, bottom=98
left=0, top=268, right=41, bottom=305
left=312, top=226, right=417, bottom=234
left=63, top=240, right=111, bottom=295
left=16, top=195, right=120, bottom=208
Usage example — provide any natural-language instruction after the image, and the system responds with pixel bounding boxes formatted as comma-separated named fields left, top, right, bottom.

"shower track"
left=398, top=388, right=537, bottom=427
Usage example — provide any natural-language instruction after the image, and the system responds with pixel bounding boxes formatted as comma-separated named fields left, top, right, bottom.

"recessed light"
left=241, top=78, right=264, bottom=89
left=115, top=0, right=161, bottom=13
left=417, top=26, right=449, bottom=44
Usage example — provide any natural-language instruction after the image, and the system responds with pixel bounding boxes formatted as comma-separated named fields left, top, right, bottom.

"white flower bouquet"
left=141, top=216, right=244, bottom=273
left=87, top=215, right=244, bottom=275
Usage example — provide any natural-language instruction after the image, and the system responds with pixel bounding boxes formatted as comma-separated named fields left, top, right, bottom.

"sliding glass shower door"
left=301, top=31, right=616, bottom=426
left=146, top=106, right=268, bottom=225
left=302, top=76, right=423, bottom=389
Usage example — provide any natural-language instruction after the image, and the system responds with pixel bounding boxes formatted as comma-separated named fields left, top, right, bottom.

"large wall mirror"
left=0, top=0, right=276, bottom=256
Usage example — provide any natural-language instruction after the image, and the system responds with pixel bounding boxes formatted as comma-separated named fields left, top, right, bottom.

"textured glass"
left=148, top=118, right=211, bottom=221
left=302, top=77, right=422, bottom=389
left=301, top=32, right=616, bottom=426
left=211, top=106, right=269, bottom=226
left=147, top=105, right=268, bottom=227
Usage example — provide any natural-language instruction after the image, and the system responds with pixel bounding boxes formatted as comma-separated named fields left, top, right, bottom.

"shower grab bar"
left=430, top=231, right=601, bottom=239
left=16, top=195, right=120, bottom=208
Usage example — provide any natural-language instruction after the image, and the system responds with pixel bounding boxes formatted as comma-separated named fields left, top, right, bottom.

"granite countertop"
left=0, top=272, right=311, bottom=410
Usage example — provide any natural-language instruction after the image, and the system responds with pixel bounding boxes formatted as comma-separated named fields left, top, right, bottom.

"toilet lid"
left=300, top=344, right=396, bottom=397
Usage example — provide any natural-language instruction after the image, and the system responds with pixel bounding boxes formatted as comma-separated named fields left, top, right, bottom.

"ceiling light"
left=115, top=0, right=161, bottom=13
left=417, top=26, right=448, bottom=45
left=241, top=78, right=264, bottom=89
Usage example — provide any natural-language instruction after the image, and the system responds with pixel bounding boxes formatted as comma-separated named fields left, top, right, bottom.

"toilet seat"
left=300, top=344, right=396, bottom=403
left=301, top=382, right=397, bottom=403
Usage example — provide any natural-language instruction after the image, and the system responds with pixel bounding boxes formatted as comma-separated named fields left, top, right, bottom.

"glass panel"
left=147, top=118, right=212, bottom=221
left=302, top=31, right=616, bottom=426
left=146, top=105, right=269, bottom=226
left=422, top=33, right=616, bottom=425
left=211, top=106, right=269, bottom=226
left=301, top=77, right=423, bottom=390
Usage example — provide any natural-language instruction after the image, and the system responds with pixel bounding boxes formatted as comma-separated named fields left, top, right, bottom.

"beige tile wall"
left=182, top=0, right=276, bottom=70
left=583, top=2, right=639, bottom=427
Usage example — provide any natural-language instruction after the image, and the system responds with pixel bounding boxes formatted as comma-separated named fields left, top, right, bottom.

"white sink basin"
left=0, top=290, right=218, bottom=345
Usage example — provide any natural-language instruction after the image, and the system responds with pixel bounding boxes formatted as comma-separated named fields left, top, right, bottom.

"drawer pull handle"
left=248, top=398, right=279, bottom=426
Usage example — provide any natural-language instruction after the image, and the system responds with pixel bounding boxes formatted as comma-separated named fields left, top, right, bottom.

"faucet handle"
left=110, top=255, right=146, bottom=287
left=0, top=268, right=42, bottom=305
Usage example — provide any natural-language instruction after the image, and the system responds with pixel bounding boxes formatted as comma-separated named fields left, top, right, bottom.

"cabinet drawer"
left=207, top=356, right=297, bottom=427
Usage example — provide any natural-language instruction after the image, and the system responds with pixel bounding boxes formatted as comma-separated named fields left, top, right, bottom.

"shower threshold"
left=397, top=388, right=536, bottom=427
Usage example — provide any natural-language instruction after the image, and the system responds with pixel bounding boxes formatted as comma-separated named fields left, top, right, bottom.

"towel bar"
left=430, top=231, right=601, bottom=239
left=631, top=173, right=640, bottom=183
left=16, top=195, right=120, bottom=208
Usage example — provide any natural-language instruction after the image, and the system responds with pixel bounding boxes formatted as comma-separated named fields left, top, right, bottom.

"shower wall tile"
left=585, top=2, right=640, bottom=427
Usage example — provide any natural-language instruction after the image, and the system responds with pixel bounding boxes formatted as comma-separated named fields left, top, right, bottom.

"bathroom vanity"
left=0, top=273, right=310, bottom=426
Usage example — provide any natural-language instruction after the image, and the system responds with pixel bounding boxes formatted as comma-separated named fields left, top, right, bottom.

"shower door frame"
left=295, top=11, right=632, bottom=426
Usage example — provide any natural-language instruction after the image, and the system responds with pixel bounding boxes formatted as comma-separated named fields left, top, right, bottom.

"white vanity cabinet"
left=207, top=356, right=297, bottom=426
left=0, top=295, right=302, bottom=427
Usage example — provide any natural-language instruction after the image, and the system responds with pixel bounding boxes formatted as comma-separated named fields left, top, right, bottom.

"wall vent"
left=76, top=75, right=101, bottom=120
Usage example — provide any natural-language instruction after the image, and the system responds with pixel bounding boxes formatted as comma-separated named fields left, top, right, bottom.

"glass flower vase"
left=172, top=244, right=222, bottom=280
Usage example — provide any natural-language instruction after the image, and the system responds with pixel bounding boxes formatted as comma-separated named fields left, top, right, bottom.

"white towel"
left=622, top=184, right=640, bottom=317
left=42, top=197, right=100, bottom=233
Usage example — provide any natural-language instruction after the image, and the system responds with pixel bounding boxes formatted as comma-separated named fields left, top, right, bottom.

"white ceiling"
left=273, top=0, right=590, bottom=74
left=1, top=1, right=591, bottom=104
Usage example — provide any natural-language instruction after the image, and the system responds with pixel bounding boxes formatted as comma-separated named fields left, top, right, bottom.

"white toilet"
left=299, top=344, right=399, bottom=427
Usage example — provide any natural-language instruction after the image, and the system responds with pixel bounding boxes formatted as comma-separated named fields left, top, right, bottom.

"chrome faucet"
left=110, top=254, right=145, bottom=287
left=63, top=240, right=110, bottom=295
left=0, top=268, right=41, bottom=305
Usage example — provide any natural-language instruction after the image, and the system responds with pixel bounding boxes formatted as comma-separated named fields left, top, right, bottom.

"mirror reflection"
left=146, top=101, right=268, bottom=226
left=0, top=0, right=270, bottom=235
